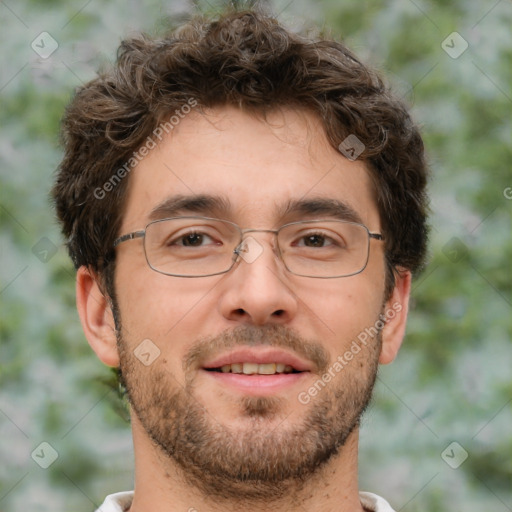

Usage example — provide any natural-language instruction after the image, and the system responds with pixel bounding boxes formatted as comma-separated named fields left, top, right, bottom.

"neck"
left=128, top=414, right=365, bottom=512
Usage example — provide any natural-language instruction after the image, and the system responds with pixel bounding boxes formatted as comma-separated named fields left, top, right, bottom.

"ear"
left=379, top=269, right=412, bottom=365
left=76, top=266, right=120, bottom=367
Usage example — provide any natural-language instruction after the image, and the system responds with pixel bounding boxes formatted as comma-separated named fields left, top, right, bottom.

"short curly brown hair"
left=52, top=8, right=429, bottom=298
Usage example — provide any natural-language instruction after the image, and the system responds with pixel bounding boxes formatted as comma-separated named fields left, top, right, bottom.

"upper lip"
left=202, top=348, right=314, bottom=372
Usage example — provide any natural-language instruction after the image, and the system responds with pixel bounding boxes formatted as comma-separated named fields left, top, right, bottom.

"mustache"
left=183, top=324, right=330, bottom=374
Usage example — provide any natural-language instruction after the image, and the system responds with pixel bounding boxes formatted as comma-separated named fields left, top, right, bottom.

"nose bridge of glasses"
left=241, top=228, right=279, bottom=236
left=234, top=227, right=281, bottom=263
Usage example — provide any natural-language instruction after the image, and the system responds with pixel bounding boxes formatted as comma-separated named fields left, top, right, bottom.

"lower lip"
left=202, top=370, right=309, bottom=395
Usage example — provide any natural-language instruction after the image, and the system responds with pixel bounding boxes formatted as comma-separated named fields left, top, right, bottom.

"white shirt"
left=96, top=490, right=396, bottom=511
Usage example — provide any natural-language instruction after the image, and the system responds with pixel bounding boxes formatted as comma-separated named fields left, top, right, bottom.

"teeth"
left=257, top=363, right=277, bottom=375
left=231, top=363, right=243, bottom=374
left=242, top=363, right=259, bottom=375
left=215, top=363, right=296, bottom=375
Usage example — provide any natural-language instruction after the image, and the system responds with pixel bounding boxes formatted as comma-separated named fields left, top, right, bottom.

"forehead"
left=120, top=106, right=379, bottom=230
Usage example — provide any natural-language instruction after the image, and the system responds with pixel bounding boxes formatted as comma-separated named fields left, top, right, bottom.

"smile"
left=207, top=362, right=300, bottom=375
left=200, top=348, right=313, bottom=395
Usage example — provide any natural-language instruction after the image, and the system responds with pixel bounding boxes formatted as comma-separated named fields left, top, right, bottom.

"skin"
left=76, top=106, right=411, bottom=512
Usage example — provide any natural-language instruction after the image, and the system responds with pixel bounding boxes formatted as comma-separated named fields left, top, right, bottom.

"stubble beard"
left=116, top=324, right=381, bottom=502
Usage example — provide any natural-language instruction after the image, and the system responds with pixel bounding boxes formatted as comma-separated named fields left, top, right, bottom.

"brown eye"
left=181, top=233, right=206, bottom=246
left=303, top=234, right=327, bottom=247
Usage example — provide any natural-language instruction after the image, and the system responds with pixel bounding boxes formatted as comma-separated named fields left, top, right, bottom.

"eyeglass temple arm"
left=113, top=230, right=145, bottom=247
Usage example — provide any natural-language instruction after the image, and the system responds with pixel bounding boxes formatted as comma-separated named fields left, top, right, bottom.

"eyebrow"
left=148, top=194, right=231, bottom=221
left=147, top=194, right=364, bottom=225
left=280, top=198, right=364, bottom=225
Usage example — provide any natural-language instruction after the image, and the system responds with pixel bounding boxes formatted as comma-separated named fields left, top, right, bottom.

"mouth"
left=205, top=362, right=302, bottom=375
left=200, top=348, right=312, bottom=395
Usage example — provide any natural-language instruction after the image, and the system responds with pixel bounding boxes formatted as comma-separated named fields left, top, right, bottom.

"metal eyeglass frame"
left=112, top=216, right=385, bottom=279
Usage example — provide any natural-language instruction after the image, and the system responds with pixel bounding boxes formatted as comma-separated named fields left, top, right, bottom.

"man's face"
left=112, top=106, right=391, bottom=498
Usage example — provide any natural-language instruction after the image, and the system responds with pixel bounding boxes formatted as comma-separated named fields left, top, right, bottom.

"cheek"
left=114, top=267, right=220, bottom=357
left=294, top=275, right=384, bottom=353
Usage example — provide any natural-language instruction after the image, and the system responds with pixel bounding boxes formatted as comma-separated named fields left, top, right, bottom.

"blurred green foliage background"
left=1, top=0, right=511, bottom=510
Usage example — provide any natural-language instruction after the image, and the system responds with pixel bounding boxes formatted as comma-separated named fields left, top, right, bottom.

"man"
left=52, top=8, right=428, bottom=512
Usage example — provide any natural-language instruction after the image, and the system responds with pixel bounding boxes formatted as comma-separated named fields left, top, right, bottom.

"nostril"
left=273, top=310, right=285, bottom=317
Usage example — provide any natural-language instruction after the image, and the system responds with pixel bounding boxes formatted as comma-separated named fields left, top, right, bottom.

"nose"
left=217, top=234, right=298, bottom=325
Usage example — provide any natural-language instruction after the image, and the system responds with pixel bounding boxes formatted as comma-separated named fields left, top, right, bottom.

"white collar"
left=96, top=490, right=396, bottom=512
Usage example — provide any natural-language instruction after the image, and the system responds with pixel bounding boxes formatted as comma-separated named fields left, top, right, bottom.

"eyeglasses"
left=113, top=216, right=384, bottom=278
